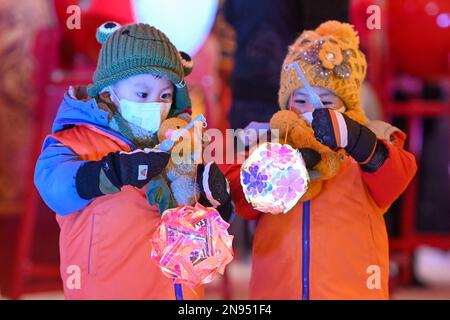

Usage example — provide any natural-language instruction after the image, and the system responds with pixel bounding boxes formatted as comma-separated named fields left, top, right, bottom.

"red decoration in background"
left=351, top=0, right=449, bottom=80
left=53, top=0, right=135, bottom=63
left=387, top=0, right=450, bottom=79
left=350, top=0, right=384, bottom=45
left=350, top=0, right=450, bottom=291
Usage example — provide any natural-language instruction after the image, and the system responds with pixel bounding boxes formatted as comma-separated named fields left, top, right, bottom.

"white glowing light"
left=131, top=0, right=219, bottom=55
left=436, top=13, right=450, bottom=28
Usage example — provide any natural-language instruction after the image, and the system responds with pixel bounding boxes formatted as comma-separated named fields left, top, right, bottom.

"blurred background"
left=0, top=0, right=448, bottom=300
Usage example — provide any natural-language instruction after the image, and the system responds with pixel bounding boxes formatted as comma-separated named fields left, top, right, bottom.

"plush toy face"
left=155, top=117, right=197, bottom=207
left=158, top=117, right=195, bottom=154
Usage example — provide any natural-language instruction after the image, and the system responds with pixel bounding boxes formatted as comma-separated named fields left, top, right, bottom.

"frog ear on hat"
left=179, top=51, right=194, bottom=76
left=96, top=21, right=121, bottom=45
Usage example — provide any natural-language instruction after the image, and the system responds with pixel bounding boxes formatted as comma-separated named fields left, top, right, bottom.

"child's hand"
left=114, top=149, right=170, bottom=187
left=298, top=148, right=322, bottom=181
left=298, top=148, right=321, bottom=169
left=196, top=162, right=233, bottom=222
left=76, top=149, right=170, bottom=200
left=311, top=109, right=383, bottom=167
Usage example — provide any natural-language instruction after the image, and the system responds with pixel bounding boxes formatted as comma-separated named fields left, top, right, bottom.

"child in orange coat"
left=222, top=21, right=417, bottom=299
left=34, top=22, right=232, bottom=299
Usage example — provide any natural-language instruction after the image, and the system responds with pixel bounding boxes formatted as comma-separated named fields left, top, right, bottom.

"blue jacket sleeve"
left=34, top=136, right=93, bottom=215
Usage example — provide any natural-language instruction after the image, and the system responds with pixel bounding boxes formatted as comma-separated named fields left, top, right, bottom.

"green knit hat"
left=87, top=22, right=194, bottom=115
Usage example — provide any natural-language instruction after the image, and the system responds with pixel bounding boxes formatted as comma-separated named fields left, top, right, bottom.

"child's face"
left=112, top=74, right=174, bottom=121
left=112, top=74, right=174, bottom=125
left=291, top=87, right=345, bottom=115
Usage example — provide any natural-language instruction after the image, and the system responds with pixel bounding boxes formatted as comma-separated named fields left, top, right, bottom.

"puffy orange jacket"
left=47, top=124, right=203, bottom=299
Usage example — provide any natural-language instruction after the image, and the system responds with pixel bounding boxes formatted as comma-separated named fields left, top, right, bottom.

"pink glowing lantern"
left=151, top=203, right=233, bottom=287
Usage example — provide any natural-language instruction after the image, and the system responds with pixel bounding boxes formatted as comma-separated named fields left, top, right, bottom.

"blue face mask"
left=108, top=87, right=171, bottom=133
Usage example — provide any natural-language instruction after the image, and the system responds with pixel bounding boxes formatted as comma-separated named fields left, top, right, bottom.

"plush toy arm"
left=269, top=110, right=306, bottom=148
left=366, top=120, right=407, bottom=148
left=171, top=175, right=197, bottom=206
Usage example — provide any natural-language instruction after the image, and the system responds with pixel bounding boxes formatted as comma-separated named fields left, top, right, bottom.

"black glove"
left=76, top=149, right=170, bottom=200
left=298, top=148, right=321, bottom=169
left=311, top=108, right=388, bottom=172
left=196, top=162, right=233, bottom=223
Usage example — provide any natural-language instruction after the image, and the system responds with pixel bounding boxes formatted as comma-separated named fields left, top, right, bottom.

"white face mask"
left=301, top=112, right=314, bottom=126
left=108, top=87, right=171, bottom=133
left=301, top=106, right=346, bottom=126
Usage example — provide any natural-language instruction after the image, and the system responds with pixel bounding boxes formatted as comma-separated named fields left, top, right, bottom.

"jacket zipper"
left=174, top=283, right=183, bottom=300
left=302, top=200, right=311, bottom=300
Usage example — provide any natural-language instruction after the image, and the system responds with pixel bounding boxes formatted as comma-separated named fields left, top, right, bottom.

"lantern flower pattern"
left=240, top=142, right=309, bottom=215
